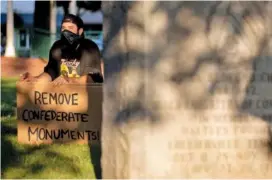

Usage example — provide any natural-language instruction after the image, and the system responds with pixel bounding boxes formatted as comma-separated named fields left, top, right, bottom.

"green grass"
left=1, top=77, right=17, bottom=117
left=1, top=78, right=101, bottom=179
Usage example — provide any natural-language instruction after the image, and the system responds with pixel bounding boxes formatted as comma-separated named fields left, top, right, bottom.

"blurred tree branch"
left=55, top=0, right=101, bottom=15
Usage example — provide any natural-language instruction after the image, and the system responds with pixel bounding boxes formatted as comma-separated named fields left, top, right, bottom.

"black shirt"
left=44, top=38, right=103, bottom=83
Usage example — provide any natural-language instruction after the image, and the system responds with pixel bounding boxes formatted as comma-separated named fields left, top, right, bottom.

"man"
left=20, top=14, right=104, bottom=84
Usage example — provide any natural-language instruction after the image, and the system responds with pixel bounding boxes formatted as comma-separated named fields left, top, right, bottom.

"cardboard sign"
left=16, top=82, right=102, bottom=145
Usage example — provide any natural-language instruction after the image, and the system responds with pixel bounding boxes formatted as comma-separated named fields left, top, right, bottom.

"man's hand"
left=20, top=72, right=38, bottom=82
left=52, top=75, right=92, bottom=86
left=20, top=72, right=52, bottom=83
left=52, top=76, right=69, bottom=86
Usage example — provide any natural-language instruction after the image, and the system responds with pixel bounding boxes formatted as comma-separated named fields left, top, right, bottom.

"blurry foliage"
left=56, top=0, right=101, bottom=15
left=77, top=1, right=101, bottom=13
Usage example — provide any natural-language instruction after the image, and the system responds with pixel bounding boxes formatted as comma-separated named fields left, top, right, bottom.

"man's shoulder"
left=51, top=40, right=64, bottom=50
left=80, top=39, right=100, bottom=50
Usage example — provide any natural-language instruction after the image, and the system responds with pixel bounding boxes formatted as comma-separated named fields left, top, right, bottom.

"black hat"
left=61, top=14, right=84, bottom=29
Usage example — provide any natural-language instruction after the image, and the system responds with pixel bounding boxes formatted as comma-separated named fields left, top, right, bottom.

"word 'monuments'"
left=28, top=127, right=100, bottom=141
left=34, top=91, right=79, bottom=105
left=22, top=109, right=88, bottom=122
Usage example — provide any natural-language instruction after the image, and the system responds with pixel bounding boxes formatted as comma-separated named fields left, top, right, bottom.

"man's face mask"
left=61, top=30, right=81, bottom=47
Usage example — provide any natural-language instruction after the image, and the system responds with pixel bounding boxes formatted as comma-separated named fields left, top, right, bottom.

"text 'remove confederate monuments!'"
left=16, top=82, right=102, bottom=145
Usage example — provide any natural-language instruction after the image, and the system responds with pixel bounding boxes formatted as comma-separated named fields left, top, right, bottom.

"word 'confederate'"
left=22, top=109, right=88, bottom=122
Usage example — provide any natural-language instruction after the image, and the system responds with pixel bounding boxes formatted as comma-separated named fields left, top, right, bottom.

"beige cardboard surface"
left=16, top=81, right=102, bottom=145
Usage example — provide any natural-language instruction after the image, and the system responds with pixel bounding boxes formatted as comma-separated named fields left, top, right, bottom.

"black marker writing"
left=22, top=109, right=88, bottom=123
left=34, top=91, right=78, bottom=105
left=28, top=127, right=100, bottom=141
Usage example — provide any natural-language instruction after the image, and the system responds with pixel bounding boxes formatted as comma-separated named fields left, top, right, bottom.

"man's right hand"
left=19, top=72, right=37, bottom=82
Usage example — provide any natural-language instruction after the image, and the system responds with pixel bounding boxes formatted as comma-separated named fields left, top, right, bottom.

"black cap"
left=61, top=14, right=84, bottom=29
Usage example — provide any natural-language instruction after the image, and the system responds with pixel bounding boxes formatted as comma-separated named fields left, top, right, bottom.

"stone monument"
left=102, top=1, right=272, bottom=178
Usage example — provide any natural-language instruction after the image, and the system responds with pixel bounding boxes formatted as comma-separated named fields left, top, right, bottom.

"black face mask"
left=61, top=30, right=81, bottom=48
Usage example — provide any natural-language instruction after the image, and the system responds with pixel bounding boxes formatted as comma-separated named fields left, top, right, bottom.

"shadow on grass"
left=1, top=123, right=82, bottom=179
left=1, top=78, right=17, bottom=117
left=1, top=124, right=45, bottom=178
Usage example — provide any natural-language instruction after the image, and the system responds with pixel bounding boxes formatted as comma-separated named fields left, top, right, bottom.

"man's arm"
left=70, top=66, right=103, bottom=84
left=44, top=46, right=59, bottom=81
left=20, top=43, right=59, bottom=83
left=75, top=43, right=104, bottom=84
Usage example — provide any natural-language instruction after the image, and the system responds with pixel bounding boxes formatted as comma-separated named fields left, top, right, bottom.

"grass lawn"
left=1, top=78, right=101, bottom=179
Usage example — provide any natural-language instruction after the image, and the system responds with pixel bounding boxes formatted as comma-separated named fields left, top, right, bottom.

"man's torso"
left=51, top=38, right=101, bottom=79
